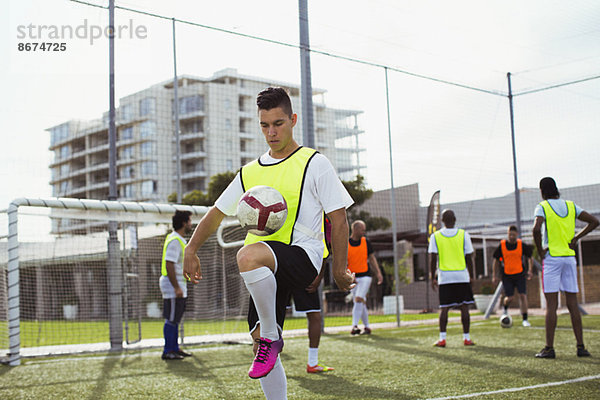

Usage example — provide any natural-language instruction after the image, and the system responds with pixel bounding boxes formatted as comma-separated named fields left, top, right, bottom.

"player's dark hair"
left=508, top=225, right=518, bottom=232
left=256, top=87, right=293, bottom=117
left=539, top=177, right=560, bottom=199
left=172, top=210, right=192, bottom=230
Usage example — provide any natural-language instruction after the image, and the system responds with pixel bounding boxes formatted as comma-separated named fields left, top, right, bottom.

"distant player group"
left=156, top=87, right=598, bottom=399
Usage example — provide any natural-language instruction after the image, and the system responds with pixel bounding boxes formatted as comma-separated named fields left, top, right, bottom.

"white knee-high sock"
left=241, top=267, right=278, bottom=341
left=352, top=302, right=363, bottom=327
left=259, top=356, right=287, bottom=400
left=361, top=303, right=369, bottom=327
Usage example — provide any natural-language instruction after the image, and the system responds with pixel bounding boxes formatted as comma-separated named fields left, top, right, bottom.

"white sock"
left=361, top=303, right=370, bottom=327
left=240, top=267, right=278, bottom=341
left=440, top=332, right=447, bottom=340
left=259, top=356, right=287, bottom=400
left=352, top=302, right=363, bottom=327
left=308, top=347, right=318, bottom=367
left=463, top=332, right=470, bottom=340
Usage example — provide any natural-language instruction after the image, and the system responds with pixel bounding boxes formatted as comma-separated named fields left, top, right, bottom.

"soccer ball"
left=500, top=314, right=513, bottom=328
left=236, top=185, right=288, bottom=236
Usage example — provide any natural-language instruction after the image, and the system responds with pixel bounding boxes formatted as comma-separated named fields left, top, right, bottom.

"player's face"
left=184, top=218, right=193, bottom=233
left=259, top=107, right=297, bottom=158
left=507, top=230, right=518, bottom=242
left=353, top=222, right=366, bottom=237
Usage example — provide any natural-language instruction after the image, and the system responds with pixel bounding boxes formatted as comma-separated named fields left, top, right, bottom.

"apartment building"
left=47, top=68, right=365, bottom=233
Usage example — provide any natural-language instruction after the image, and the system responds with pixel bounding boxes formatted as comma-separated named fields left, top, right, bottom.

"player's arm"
left=368, top=253, right=383, bottom=285
left=527, top=257, right=533, bottom=280
left=570, top=211, right=599, bottom=250
left=465, top=252, right=475, bottom=281
left=183, top=206, right=226, bottom=283
left=165, top=260, right=183, bottom=298
left=306, top=265, right=325, bottom=293
left=492, top=258, right=500, bottom=285
left=429, top=252, right=438, bottom=290
left=532, top=216, right=545, bottom=258
left=327, top=207, right=355, bottom=291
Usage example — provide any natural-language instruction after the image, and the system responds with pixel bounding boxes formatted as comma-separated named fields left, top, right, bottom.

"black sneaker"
left=350, top=326, right=361, bottom=335
left=162, top=351, right=184, bottom=360
left=362, top=327, right=372, bottom=335
left=577, top=345, right=591, bottom=357
left=176, top=349, right=192, bottom=357
left=535, top=346, right=555, bottom=359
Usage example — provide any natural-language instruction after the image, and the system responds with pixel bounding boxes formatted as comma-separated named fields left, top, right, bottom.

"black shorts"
left=502, top=273, right=527, bottom=296
left=248, top=241, right=318, bottom=333
left=163, top=297, right=187, bottom=324
left=291, top=287, right=321, bottom=313
left=438, top=283, right=474, bottom=308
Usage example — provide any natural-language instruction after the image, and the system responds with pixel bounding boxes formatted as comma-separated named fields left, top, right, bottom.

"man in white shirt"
left=428, top=209, right=476, bottom=347
left=183, top=87, right=355, bottom=400
left=160, top=210, right=193, bottom=360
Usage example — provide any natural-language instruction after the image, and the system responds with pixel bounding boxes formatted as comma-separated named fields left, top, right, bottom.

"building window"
left=185, top=143, right=194, bottom=153
left=120, top=104, right=133, bottom=122
left=60, top=181, right=70, bottom=194
left=119, top=126, right=133, bottom=141
left=225, top=119, right=232, bottom=131
left=178, top=95, right=204, bottom=114
left=51, top=124, right=69, bottom=146
left=224, top=99, right=231, bottom=110
left=59, top=145, right=69, bottom=159
left=139, top=97, right=156, bottom=117
left=141, top=180, right=157, bottom=196
left=141, top=161, right=157, bottom=176
left=240, top=139, right=246, bottom=152
left=140, top=141, right=155, bottom=157
left=120, top=145, right=135, bottom=160
left=60, top=164, right=70, bottom=177
left=226, top=159, right=233, bottom=171
left=181, top=119, right=203, bottom=134
left=122, top=184, right=136, bottom=198
left=140, top=121, right=156, bottom=137
left=120, top=166, right=135, bottom=179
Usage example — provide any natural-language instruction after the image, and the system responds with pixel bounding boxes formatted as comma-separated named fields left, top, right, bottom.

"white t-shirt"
left=159, top=232, right=188, bottom=299
left=533, top=199, right=583, bottom=249
left=215, top=151, right=354, bottom=271
left=428, top=228, right=474, bottom=284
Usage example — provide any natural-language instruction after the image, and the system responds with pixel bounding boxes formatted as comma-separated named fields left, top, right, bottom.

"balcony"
left=175, top=132, right=205, bottom=142
left=177, top=151, right=207, bottom=161
left=181, top=169, right=208, bottom=180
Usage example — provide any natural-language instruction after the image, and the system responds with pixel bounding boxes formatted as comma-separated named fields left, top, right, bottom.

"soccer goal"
left=0, top=197, right=254, bottom=366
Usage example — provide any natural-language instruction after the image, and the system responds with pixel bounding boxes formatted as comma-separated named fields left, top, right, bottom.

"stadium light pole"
left=507, top=72, right=522, bottom=234
left=107, top=0, right=123, bottom=351
left=172, top=18, right=182, bottom=203
left=384, top=67, right=400, bottom=327
left=298, top=0, right=315, bottom=148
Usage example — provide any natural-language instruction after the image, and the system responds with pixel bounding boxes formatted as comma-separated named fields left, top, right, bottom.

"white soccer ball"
left=500, top=314, right=513, bottom=328
left=236, top=185, right=288, bottom=236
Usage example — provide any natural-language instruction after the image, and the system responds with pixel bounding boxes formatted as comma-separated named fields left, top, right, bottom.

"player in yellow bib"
left=183, top=88, right=355, bottom=399
left=532, top=177, right=598, bottom=359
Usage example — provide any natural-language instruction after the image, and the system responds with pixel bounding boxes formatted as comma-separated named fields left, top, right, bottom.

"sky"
left=1, top=0, right=599, bottom=226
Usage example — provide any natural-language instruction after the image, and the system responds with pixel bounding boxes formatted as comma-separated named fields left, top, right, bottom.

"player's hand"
left=175, top=286, right=184, bottom=298
left=492, top=276, right=498, bottom=286
left=568, top=238, right=578, bottom=251
left=539, top=248, right=547, bottom=259
left=376, top=272, right=383, bottom=285
left=527, top=270, right=533, bottom=280
left=183, top=248, right=202, bottom=284
left=334, top=269, right=356, bottom=291
left=431, top=276, right=438, bottom=291
left=305, top=274, right=323, bottom=293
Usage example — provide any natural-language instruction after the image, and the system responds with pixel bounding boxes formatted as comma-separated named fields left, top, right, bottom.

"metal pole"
left=482, top=237, right=488, bottom=276
left=507, top=72, right=522, bottom=234
left=7, top=203, right=21, bottom=366
left=298, top=0, right=315, bottom=148
left=354, top=114, right=360, bottom=177
left=172, top=18, right=182, bottom=203
left=384, top=67, right=400, bottom=327
left=107, top=0, right=123, bottom=351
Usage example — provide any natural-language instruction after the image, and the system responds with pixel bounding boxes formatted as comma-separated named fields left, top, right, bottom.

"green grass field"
left=15, top=313, right=466, bottom=347
left=2, top=315, right=599, bottom=399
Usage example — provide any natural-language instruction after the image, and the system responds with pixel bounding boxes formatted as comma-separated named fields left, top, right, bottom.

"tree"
left=342, top=175, right=391, bottom=232
left=168, top=171, right=236, bottom=206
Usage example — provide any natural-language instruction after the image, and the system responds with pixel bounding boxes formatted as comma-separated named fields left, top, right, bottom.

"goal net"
left=0, top=197, right=313, bottom=366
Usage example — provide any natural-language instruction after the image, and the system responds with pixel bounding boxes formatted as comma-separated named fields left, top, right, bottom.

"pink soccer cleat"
left=248, top=336, right=284, bottom=379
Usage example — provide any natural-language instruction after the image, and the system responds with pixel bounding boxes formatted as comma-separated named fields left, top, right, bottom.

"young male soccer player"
left=160, top=210, right=193, bottom=360
left=183, top=87, right=355, bottom=399
left=347, top=220, right=383, bottom=335
left=492, top=225, right=533, bottom=327
left=428, top=210, right=476, bottom=347
left=532, top=177, right=598, bottom=359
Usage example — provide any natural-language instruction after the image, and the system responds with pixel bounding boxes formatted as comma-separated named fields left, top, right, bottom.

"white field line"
left=425, top=374, right=600, bottom=400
